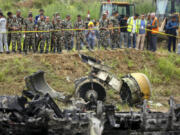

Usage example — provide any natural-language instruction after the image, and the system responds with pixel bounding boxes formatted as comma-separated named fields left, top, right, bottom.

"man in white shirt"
left=0, top=13, right=9, bottom=54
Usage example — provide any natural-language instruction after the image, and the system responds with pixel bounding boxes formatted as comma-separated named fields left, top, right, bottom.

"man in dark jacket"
left=166, top=15, right=179, bottom=52
left=119, top=15, right=128, bottom=48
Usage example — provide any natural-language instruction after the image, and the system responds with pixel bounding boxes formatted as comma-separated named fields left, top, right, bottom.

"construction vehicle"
left=155, top=0, right=180, bottom=33
left=99, top=1, right=135, bottom=18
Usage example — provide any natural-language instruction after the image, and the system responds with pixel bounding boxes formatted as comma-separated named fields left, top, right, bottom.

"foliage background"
left=0, top=0, right=156, bottom=21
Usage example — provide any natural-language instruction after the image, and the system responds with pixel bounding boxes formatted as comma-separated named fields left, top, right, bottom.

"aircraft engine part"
left=75, top=77, right=106, bottom=102
left=25, top=71, right=66, bottom=101
left=120, top=73, right=152, bottom=105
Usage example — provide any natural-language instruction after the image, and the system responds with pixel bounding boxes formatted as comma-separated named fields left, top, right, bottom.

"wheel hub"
left=86, top=90, right=98, bottom=100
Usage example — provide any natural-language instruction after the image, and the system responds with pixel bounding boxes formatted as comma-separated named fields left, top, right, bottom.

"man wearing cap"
left=16, top=9, right=24, bottom=28
left=99, top=12, right=110, bottom=49
left=10, top=15, right=22, bottom=53
left=51, top=12, right=60, bottom=52
left=86, top=21, right=96, bottom=50
left=24, top=14, right=36, bottom=54
left=74, top=15, right=88, bottom=51
left=16, top=9, right=24, bottom=52
left=35, top=15, right=46, bottom=53
left=7, top=12, right=13, bottom=48
left=44, top=17, right=53, bottom=53
left=166, top=15, right=179, bottom=52
left=0, top=13, right=9, bottom=54
left=110, top=11, right=120, bottom=49
left=64, top=15, right=73, bottom=51
left=54, top=16, right=64, bottom=53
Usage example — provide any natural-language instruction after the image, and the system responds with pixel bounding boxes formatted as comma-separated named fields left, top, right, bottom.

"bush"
left=157, top=57, right=180, bottom=80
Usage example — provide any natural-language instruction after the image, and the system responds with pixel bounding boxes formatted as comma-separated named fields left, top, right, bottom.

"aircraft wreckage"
left=0, top=54, right=180, bottom=135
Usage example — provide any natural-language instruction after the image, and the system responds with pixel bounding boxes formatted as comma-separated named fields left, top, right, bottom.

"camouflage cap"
left=66, top=14, right=70, bottom=17
left=16, top=9, right=21, bottom=13
left=56, top=16, right=61, bottom=20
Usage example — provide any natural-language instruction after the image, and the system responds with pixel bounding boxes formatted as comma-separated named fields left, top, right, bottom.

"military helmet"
left=88, top=21, right=94, bottom=27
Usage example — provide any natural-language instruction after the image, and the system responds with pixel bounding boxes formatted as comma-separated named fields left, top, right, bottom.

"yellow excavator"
left=99, top=1, right=135, bottom=18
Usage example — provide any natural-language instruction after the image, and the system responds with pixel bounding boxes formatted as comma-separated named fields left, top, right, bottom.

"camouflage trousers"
left=24, top=34, right=35, bottom=52
left=55, top=35, right=64, bottom=53
left=40, top=38, right=46, bottom=52
left=75, top=33, right=87, bottom=51
left=7, top=30, right=12, bottom=47
left=99, top=31, right=109, bottom=49
left=111, top=31, right=120, bottom=49
left=51, top=33, right=55, bottom=52
left=44, top=36, right=51, bottom=52
left=65, top=34, right=72, bottom=51
left=11, top=33, right=21, bottom=51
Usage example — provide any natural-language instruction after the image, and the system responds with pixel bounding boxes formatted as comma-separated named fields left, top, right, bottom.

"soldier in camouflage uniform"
left=24, top=14, right=36, bottom=54
left=74, top=15, right=88, bottom=51
left=10, top=15, right=22, bottom=53
left=64, top=15, right=73, bottom=51
left=54, top=16, right=64, bottom=53
left=16, top=10, right=24, bottom=53
left=44, top=17, right=53, bottom=53
left=110, top=11, right=120, bottom=49
left=7, top=12, right=13, bottom=48
left=35, top=15, right=46, bottom=53
left=51, top=12, right=60, bottom=52
left=99, top=12, right=110, bottom=49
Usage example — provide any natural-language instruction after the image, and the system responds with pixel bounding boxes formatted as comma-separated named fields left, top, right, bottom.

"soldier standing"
left=54, top=16, right=64, bottom=54
left=7, top=12, right=13, bottom=48
left=110, top=11, right=120, bottom=49
left=10, top=15, right=22, bottom=53
left=74, top=15, right=88, bottom=51
left=51, top=13, right=59, bottom=52
left=24, top=14, right=36, bottom=54
left=99, top=12, right=110, bottom=50
left=64, top=15, right=73, bottom=51
left=44, top=17, right=53, bottom=53
left=16, top=10, right=24, bottom=53
left=35, top=15, right=46, bottom=53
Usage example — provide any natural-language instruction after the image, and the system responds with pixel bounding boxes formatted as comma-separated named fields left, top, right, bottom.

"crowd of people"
left=0, top=8, right=179, bottom=54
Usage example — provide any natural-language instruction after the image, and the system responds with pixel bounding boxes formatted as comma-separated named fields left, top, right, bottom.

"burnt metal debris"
left=75, top=54, right=152, bottom=106
left=0, top=54, right=180, bottom=134
left=0, top=89, right=180, bottom=135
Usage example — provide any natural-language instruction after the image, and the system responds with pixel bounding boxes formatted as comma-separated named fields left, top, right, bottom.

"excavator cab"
left=156, top=0, right=180, bottom=15
left=156, top=0, right=180, bottom=32
left=100, top=2, right=135, bottom=19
